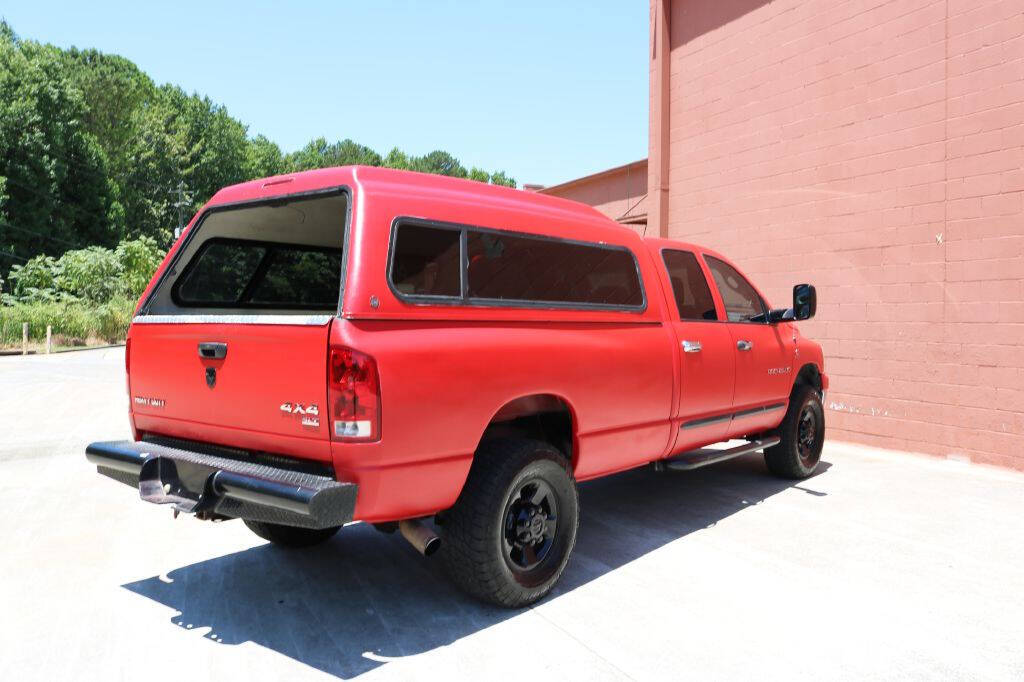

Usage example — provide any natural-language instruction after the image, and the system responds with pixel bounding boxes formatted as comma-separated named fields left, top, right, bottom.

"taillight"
left=328, top=346, right=380, bottom=442
left=124, top=335, right=131, bottom=396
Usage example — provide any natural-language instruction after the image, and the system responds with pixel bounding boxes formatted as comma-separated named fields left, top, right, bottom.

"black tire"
left=243, top=520, right=340, bottom=548
left=441, top=439, right=579, bottom=608
left=764, top=384, right=825, bottom=479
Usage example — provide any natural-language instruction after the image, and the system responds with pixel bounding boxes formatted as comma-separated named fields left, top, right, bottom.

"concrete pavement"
left=1, top=348, right=1022, bottom=681
left=0, top=346, right=130, bottom=462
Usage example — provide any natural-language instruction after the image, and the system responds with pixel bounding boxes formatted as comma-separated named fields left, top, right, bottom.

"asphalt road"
left=1, top=348, right=1022, bottom=681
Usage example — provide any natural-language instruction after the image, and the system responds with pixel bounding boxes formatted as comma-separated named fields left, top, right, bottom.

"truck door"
left=703, top=254, right=795, bottom=437
left=658, top=249, right=735, bottom=451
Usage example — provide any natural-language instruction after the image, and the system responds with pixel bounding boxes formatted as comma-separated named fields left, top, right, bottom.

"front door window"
left=704, top=256, right=766, bottom=323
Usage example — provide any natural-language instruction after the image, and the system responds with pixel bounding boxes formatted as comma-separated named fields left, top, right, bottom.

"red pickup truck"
left=87, top=166, right=826, bottom=607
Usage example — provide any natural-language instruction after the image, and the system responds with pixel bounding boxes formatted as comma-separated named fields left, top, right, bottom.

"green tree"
left=121, top=85, right=251, bottom=242
left=245, top=134, right=286, bottom=179
left=60, top=49, right=156, bottom=167
left=0, top=20, right=520, bottom=285
left=488, top=170, right=516, bottom=188
left=0, top=29, right=118, bottom=263
left=58, top=47, right=159, bottom=238
left=0, top=20, right=15, bottom=43
left=383, top=147, right=411, bottom=170
left=286, top=137, right=383, bottom=171
left=411, top=150, right=467, bottom=178
left=119, top=101, right=181, bottom=243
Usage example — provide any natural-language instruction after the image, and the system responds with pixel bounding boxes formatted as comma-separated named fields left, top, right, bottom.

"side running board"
left=660, top=436, right=781, bottom=472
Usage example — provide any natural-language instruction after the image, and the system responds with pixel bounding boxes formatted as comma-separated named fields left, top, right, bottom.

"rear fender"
left=475, top=393, right=579, bottom=469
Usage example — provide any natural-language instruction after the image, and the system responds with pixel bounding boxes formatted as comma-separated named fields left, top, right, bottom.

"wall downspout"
left=649, top=0, right=672, bottom=238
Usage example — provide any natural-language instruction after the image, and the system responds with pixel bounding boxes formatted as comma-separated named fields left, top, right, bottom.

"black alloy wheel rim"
left=502, top=478, right=558, bottom=572
left=797, top=404, right=819, bottom=467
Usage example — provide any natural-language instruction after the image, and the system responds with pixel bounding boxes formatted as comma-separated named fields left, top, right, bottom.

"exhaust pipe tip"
left=399, top=519, right=441, bottom=557
left=421, top=535, right=441, bottom=557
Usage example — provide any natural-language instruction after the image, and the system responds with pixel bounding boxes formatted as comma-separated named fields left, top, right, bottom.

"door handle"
left=198, top=342, right=228, bottom=359
left=737, top=340, right=753, bottom=351
left=682, top=340, right=702, bottom=353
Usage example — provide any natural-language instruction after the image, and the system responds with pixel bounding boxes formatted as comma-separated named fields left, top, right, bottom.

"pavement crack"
left=528, top=605, right=639, bottom=681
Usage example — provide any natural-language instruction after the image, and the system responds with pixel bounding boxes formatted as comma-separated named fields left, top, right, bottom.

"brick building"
left=546, top=1, right=1023, bottom=469
left=648, top=0, right=1024, bottom=469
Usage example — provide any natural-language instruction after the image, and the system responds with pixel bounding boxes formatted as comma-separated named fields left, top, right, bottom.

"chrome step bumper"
left=86, top=440, right=357, bottom=529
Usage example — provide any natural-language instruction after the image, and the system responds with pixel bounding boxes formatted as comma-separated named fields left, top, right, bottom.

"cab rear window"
left=173, top=238, right=343, bottom=309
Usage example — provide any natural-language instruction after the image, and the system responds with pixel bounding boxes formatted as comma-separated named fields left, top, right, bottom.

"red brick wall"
left=656, top=0, right=1024, bottom=468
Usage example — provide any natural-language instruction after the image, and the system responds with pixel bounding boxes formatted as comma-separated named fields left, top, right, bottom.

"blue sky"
left=4, top=1, right=649, bottom=187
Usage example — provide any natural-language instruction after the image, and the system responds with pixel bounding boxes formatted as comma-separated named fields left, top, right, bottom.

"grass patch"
left=0, top=298, right=136, bottom=346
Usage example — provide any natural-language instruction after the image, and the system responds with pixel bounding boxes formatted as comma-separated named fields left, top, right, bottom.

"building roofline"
left=537, top=158, right=648, bottom=195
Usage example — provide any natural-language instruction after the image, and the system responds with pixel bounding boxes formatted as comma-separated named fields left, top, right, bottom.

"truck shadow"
left=122, top=455, right=831, bottom=679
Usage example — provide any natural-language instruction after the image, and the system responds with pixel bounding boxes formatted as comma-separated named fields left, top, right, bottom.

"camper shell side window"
left=388, top=218, right=646, bottom=312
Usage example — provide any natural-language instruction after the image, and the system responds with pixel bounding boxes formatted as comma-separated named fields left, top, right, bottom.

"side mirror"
left=793, top=283, right=816, bottom=321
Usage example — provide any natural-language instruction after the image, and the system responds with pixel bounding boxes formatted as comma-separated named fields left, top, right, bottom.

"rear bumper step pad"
left=86, top=440, right=356, bottom=529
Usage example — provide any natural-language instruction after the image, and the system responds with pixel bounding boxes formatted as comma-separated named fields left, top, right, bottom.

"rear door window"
left=662, top=250, right=718, bottom=320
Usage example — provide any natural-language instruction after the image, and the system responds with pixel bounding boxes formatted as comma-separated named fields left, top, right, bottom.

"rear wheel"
left=441, top=439, right=579, bottom=608
left=243, top=519, right=340, bottom=548
left=764, top=384, right=825, bottom=479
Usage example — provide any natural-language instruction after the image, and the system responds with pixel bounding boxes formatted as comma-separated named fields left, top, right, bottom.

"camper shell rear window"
left=172, top=238, right=344, bottom=309
left=139, top=189, right=349, bottom=317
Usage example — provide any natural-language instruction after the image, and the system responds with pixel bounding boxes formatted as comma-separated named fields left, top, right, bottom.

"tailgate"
left=125, top=188, right=350, bottom=464
left=129, top=320, right=332, bottom=460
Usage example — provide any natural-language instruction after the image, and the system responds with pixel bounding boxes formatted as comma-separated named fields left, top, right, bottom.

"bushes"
left=0, top=297, right=135, bottom=345
left=115, top=237, right=164, bottom=296
left=2, top=255, right=59, bottom=302
left=4, top=236, right=163, bottom=305
left=53, top=246, right=124, bottom=303
left=0, top=236, right=163, bottom=346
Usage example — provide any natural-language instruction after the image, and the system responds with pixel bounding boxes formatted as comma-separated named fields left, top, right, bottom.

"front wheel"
left=441, top=439, right=579, bottom=608
left=764, top=384, right=825, bottom=479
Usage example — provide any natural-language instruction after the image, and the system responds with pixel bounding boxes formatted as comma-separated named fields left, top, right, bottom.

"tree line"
left=0, top=21, right=516, bottom=289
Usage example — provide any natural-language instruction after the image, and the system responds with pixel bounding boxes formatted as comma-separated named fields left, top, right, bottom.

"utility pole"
left=170, top=181, right=194, bottom=242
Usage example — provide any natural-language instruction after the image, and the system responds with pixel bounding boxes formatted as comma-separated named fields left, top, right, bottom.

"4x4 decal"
left=280, top=403, right=320, bottom=428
